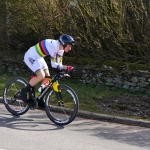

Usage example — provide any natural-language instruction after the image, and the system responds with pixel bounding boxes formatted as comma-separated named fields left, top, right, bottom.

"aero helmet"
left=59, top=34, right=75, bottom=47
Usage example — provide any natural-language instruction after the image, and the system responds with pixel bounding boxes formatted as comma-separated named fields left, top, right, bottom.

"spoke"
left=3, top=78, right=29, bottom=115
left=60, top=107, right=69, bottom=118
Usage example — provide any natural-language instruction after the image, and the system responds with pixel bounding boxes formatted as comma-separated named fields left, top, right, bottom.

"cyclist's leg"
left=29, top=70, right=45, bottom=86
left=39, top=58, right=50, bottom=84
left=21, top=55, right=47, bottom=103
left=37, top=60, right=50, bottom=108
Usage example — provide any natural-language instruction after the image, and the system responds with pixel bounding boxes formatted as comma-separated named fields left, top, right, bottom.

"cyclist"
left=21, top=34, right=75, bottom=106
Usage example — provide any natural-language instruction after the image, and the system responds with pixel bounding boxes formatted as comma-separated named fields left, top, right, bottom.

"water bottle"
left=38, top=80, right=48, bottom=92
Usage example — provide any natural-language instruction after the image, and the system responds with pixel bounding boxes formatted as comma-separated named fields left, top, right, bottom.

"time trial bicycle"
left=3, top=70, right=79, bottom=125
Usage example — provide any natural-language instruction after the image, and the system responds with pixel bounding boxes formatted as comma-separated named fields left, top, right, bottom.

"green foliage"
left=63, top=56, right=150, bottom=71
left=1, top=0, right=150, bottom=64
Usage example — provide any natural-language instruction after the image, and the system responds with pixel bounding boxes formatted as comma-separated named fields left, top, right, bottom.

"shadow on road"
left=0, top=108, right=64, bottom=131
left=71, top=120, right=150, bottom=148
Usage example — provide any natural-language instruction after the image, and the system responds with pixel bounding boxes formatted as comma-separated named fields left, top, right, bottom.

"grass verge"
left=1, top=73, right=150, bottom=120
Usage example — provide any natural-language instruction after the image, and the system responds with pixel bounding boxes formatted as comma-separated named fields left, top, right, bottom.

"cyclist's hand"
left=67, top=66, right=74, bottom=73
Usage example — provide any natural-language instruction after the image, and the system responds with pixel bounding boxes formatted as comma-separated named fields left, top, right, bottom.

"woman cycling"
left=21, top=34, right=75, bottom=104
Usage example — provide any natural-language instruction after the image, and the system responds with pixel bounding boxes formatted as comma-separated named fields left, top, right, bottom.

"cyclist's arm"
left=51, top=58, right=67, bottom=69
left=51, top=50, right=67, bottom=69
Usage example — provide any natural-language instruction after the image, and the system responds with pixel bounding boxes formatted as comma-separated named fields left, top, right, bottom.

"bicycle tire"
left=45, top=84, right=79, bottom=125
left=3, top=77, right=29, bottom=116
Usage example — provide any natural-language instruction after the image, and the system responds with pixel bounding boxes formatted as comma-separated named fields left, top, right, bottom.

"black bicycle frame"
left=28, top=72, right=64, bottom=105
left=29, top=83, right=52, bottom=102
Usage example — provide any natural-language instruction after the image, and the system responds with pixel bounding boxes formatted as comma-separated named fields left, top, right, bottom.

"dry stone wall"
left=1, top=59, right=150, bottom=93
left=71, top=65, right=150, bottom=94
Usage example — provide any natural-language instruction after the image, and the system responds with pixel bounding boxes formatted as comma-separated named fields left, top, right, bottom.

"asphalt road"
left=0, top=103, right=150, bottom=150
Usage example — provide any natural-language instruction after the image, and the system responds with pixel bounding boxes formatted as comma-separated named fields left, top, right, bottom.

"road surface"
left=0, top=104, right=149, bottom=150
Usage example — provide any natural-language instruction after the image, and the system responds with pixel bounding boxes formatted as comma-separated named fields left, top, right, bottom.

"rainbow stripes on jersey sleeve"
left=35, top=40, right=49, bottom=57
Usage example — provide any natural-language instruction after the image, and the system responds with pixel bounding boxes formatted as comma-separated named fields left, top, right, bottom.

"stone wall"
left=72, top=65, right=150, bottom=94
left=1, top=59, right=150, bottom=93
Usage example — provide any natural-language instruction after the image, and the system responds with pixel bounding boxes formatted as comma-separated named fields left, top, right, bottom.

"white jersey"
left=34, top=39, right=64, bottom=58
left=24, top=39, right=64, bottom=73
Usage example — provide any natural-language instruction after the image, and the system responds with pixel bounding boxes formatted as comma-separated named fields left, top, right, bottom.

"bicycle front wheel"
left=45, top=84, right=79, bottom=125
left=3, top=77, right=29, bottom=116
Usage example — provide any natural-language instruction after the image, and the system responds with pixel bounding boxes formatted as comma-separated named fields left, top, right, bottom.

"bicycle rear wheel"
left=3, top=77, right=29, bottom=115
left=45, top=84, right=79, bottom=125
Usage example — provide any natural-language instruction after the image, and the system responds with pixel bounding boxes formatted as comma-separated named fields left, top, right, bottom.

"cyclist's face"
left=64, top=44, right=72, bottom=52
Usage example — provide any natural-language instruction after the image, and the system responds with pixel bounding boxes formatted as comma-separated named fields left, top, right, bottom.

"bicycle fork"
left=52, top=82, right=64, bottom=106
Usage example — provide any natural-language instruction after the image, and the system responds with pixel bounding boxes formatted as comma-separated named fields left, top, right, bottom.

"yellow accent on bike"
left=49, top=78, right=52, bottom=82
left=52, top=82, right=61, bottom=92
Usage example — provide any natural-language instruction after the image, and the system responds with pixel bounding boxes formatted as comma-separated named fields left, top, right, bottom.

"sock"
left=23, top=83, right=32, bottom=93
